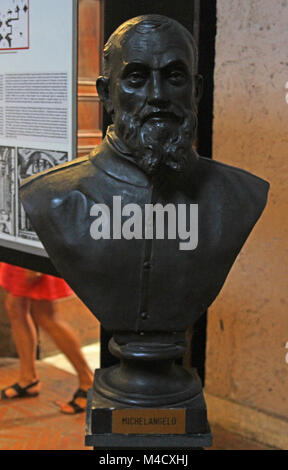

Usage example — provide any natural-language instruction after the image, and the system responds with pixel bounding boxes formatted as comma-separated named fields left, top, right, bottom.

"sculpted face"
left=111, top=28, right=196, bottom=124
left=98, top=21, right=202, bottom=175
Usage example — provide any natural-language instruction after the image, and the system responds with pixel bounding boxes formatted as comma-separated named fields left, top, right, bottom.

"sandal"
left=61, top=388, right=88, bottom=414
left=1, top=380, right=40, bottom=400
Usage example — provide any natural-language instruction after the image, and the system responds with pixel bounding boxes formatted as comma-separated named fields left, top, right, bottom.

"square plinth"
left=85, top=389, right=212, bottom=450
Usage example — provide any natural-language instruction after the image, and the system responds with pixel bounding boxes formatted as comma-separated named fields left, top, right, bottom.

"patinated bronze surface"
left=20, top=15, right=269, bottom=334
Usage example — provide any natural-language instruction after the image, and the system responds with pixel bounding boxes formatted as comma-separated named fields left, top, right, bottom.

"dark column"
left=191, top=1, right=217, bottom=385
left=100, top=1, right=217, bottom=387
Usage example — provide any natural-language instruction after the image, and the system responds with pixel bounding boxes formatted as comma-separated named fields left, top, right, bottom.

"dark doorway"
left=100, top=0, right=217, bottom=387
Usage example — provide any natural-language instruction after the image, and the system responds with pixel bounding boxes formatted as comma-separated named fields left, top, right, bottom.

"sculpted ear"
left=96, top=76, right=114, bottom=115
left=194, top=74, right=203, bottom=105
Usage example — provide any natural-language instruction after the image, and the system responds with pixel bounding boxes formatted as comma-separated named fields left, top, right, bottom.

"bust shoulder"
left=196, top=155, right=269, bottom=212
left=19, top=139, right=117, bottom=201
left=21, top=154, right=90, bottom=192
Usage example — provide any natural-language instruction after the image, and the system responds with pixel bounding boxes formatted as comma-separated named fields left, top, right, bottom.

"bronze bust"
left=20, top=15, right=269, bottom=334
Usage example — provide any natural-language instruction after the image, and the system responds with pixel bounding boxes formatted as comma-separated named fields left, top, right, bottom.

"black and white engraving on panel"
left=0, top=146, right=15, bottom=236
left=17, top=148, right=68, bottom=240
left=0, top=0, right=29, bottom=50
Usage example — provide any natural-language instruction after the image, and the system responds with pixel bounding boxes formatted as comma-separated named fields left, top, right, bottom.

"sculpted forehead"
left=116, top=28, right=196, bottom=72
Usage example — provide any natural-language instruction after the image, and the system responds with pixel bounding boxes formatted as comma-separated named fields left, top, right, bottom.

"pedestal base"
left=85, top=368, right=212, bottom=450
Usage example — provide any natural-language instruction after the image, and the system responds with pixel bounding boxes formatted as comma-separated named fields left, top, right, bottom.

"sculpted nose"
left=148, top=71, right=168, bottom=107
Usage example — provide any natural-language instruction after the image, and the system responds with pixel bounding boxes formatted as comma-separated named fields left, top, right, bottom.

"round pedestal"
left=93, top=333, right=203, bottom=407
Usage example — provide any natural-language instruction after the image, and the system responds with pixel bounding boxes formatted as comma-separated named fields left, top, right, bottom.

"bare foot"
left=56, top=397, right=87, bottom=414
left=56, top=387, right=90, bottom=414
left=1, top=380, right=41, bottom=399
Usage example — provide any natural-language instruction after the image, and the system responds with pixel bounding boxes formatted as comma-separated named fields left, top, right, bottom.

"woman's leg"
left=31, top=299, right=93, bottom=412
left=2, top=293, right=40, bottom=397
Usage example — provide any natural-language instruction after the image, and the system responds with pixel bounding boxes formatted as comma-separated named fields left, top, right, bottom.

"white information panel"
left=0, top=0, right=77, bottom=256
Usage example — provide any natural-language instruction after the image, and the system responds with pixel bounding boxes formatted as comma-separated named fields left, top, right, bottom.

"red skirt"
left=0, top=263, right=73, bottom=300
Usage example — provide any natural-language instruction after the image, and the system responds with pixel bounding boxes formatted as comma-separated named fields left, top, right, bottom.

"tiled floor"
left=0, top=357, right=93, bottom=450
left=0, top=353, right=275, bottom=451
left=42, top=342, right=100, bottom=375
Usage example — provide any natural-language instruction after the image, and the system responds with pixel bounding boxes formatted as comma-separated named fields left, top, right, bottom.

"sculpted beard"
left=115, top=107, right=197, bottom=176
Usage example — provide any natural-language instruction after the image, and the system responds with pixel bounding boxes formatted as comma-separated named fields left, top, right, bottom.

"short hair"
left=103, top=14, right=198, bottom=78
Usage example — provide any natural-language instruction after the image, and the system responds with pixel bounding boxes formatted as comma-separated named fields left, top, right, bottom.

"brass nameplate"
left=112, top=409, right=186, bottom=434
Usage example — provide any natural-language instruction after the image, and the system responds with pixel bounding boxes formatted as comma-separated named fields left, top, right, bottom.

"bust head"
left=97, top=15, right=203, bottom=175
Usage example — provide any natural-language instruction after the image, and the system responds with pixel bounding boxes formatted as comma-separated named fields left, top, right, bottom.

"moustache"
left=137, top=106, right=185, bottom=125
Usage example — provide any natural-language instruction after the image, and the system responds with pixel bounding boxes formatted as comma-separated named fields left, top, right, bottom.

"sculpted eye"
left=125, top=71, right=147, bottom=87
left=167, top=69, right=187, bottom=86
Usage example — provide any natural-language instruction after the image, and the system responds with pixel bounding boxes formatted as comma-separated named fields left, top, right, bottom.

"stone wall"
left=205, top=0, right=288, bottom=447
left=0, top=288, right=17, bottom=357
